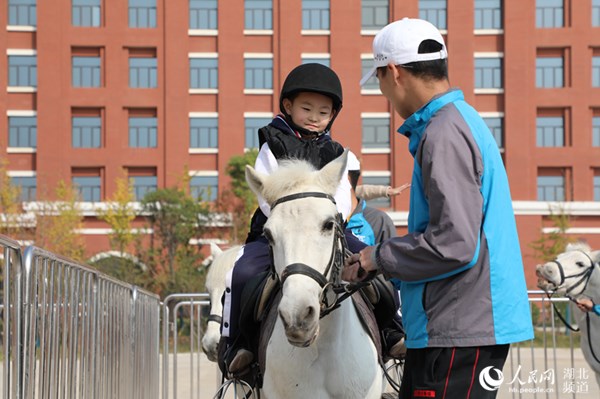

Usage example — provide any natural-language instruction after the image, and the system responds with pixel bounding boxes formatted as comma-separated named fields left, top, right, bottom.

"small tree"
left=218, top=149, right=259, bottom=243
left=530, top=205, right=573, bottom=262
left=0, top=159, right=28, bottom=238
left=34, top=180, right=86, bottom=261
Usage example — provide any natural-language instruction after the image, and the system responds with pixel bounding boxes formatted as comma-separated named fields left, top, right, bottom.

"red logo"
left=413, top=389, right=436, bottom=397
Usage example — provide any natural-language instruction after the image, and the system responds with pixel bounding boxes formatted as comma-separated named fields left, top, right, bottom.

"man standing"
left=343, top=18, right=533, bottom=398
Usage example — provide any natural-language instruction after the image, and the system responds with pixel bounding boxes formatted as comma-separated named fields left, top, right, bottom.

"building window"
left=245, top=58, right=273, bottom=90
left=474, top=56, right=503, bottom=89
left=189, top=0, right=217, bottom=30
left=361, top=0, right=388, bottom=31
left=363, top=175, right=391, bottom=208
left=302, top=0, right=330, bottom=30
left=593, top=55, right=600, bottom=87
left=475, top=0, right=502, bottom=30
left=129, top=50, right=157, bottom=88
left=537, top=174, right=565, bottom=201
left=594, top=175, right=600, bottom=201
left=8, top=0, right=37, bottom=26
left=245, top=116, right=271, bottom=149
left=72, top=109, right=102, bottom=148
left=8, top=115, right=37, bottom=148
left=72, top=171, right=101, bottom=202
left=190, top=175, right=218, bottom=202
left=129, top=0, right=156, bottom=28
left=594, top=0, right=600, bottom=26
left=190, top=57, right=218, bottom=89
left=483, top=116, right=503, bottom=149
left=245, top=0, right=272, bottom=30
left=536, top=0, right=563, bottom=28
left=129, top=113, right=157, bottom=148
left=536, top=55, right=563, bottom=88
left=361, top=58, right=379, bottom=90
left=8, top=55, right=37, bottom=87
left=190, top=117, right=218, bottom=149
left=130, top=174, right=157, bottom=201
left=72, top=49, right=101, bottom=87
left=301, top=56, right=330, bottom=67
left=537, top=115, right=564, bottom=147
left=362, top=117, right=390, bottom=149
left=72, top=0, right=101, bottom=27
left=593, top=115, right=600, bottom=147
left=11, top=176, right=36, bottom=202
left=419, top=0, right=447, bottom=30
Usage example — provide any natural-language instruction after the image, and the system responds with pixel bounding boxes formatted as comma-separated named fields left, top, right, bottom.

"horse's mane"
left=260, top=158, right=320, bottom=204
left=565, top=241, right=592, bottom=253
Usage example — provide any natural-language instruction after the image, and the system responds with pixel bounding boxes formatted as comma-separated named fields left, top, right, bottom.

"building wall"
left=2, top=0, right=600, bottom=288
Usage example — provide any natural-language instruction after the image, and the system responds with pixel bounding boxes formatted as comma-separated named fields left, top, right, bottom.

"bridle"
left=545, top=250, right=600, bottom=364
left=270, top=191, right=373, bottom=318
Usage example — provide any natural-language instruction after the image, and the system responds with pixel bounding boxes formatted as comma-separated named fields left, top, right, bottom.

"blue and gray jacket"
left=373, top=89, right=534, bottom=348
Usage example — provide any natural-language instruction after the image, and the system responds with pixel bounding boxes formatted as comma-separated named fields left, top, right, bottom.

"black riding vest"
left=245, top=124, right=344, bottom=243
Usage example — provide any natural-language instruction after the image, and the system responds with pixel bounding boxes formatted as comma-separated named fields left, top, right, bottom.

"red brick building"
left=2, top=0, right=600, bottom=288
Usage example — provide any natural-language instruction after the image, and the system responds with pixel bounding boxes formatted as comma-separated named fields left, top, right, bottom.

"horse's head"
left=245, top=150, right=349, bottom=347
left=536, top=242, right=599, bottom=298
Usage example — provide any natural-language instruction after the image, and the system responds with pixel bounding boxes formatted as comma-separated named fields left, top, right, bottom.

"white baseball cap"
left=360, top=18, right=448, bottom=86
left=347, top=150, right=361, bottom=171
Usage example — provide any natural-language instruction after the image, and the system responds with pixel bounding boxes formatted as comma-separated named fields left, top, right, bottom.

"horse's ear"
left=246, top=164, right=266, bottom=197
left=210, top=242, right=223, bottom=257
left=318, top=149, right=349, bottom=195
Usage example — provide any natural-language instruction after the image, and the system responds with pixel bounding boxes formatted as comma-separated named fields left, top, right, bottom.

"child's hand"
left=387, top=183, right=411, bottom=197
left=576, top=298, right=595, bottom=312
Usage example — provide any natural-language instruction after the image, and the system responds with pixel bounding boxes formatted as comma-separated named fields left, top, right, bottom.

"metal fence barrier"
left=0, top=235, right=161, bottom=399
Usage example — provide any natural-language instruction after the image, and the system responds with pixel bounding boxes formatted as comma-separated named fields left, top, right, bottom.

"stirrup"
left=213, top=379, right=258, bottom=399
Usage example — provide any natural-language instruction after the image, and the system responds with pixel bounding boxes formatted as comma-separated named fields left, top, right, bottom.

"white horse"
left=202, top=243, right=242, bottom=362
left=245, top=150, right=383, bottom=399
left=536, top=242, right=600, bottom=386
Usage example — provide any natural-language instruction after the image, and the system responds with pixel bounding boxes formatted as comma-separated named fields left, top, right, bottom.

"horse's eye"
left=264, top=228, right=275, bottom=245
left=576, top=261, right=586, bottom=267
left=322, top=220, right=335, bottom=232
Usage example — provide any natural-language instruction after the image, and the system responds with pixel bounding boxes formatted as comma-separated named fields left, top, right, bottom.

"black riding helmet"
left=279, top=63, right=343, bottom=135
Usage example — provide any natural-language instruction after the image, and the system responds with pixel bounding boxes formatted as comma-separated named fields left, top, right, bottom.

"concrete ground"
left=162, top=348, right=599, bottom=399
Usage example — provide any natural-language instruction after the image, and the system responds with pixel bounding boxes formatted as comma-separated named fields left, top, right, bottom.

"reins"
left=270, top=191, right=374, bottom=319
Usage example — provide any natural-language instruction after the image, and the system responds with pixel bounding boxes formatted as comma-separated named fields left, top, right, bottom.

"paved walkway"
left=163, top=348, right=599, bottom=399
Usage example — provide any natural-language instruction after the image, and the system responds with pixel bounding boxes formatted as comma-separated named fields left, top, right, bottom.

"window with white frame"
left=8, top=115, right=37, bottom=148
left=536, top=55, right=563, bottom=88
left=8, top=55, right=37, bottom=87
left=130, top=56, right=157, bottom=88
left=245, top=0, right=272, bottom=30
left=362, top=116, right=390, bottom=150
left=10, top=175, right=36, bottom=201
left=301, top=55, right=330, bottom=67
left=190, top=175, right=218, bottom=202
left=72, top=175, right=101, bottom=202
left=536, top=0, right=563, bottom=28
left=593, top=115, right=600, bottom=147
left=482, top=116, right=503, bottom=149
left=537, top=115, right=564, bottom=147
left=72, top=53, right=101, bottom=87
left=361, top=58, right=379, bottom=91
left=245, top=115, right=271, bottom=149
left=475, top=0, right=502, bottom=30
left=474, top=56, right=503, bottom=90
left=189, top=0, right=217, bottom=30
left=361, top=0, right=388, bottom=31
left=362, top=174, right=391, bottom=208
left=593, top=55, right=600, bottom=87
left=72, top=0, right=101, bottom=27
left=594, top=175, right=600, bottom=201
left=131, top=175, right=157, bottom=200
left=129, top=0, right=156, bottom=28
left=129, top=115, right=157, bottom=148
left=302, top=0, right=330, bottom=31
left=594, top=0, right=600, bottom=26
left=419, top=0, right=447, bottom=30
left=190, top=116, right=218, bottom=149
left=537, top=174, right=564, bottom=201
left=190, top=56, right=218, bottom=90
left=72, top=114, right=102, bottom=148
left=245, top=57, right=273, bottom=90
left=8, top=0, right=37, bottom=26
